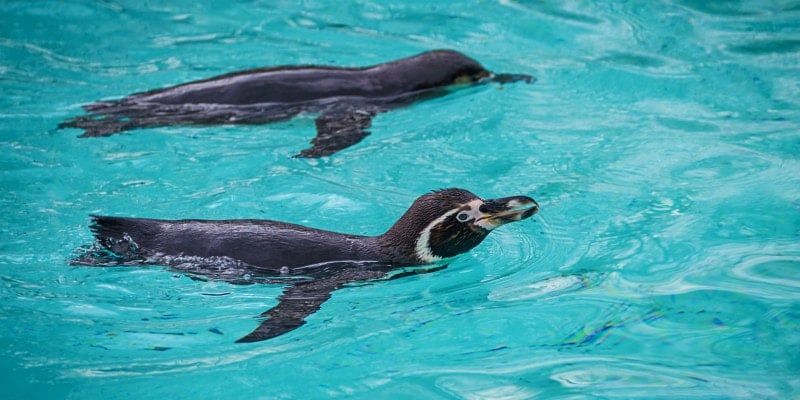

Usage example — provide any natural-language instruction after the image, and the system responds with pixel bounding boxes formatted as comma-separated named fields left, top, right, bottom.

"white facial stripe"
left=462, top=199, right=485, bottom=220
left=414, top=199, right=486, bottom=263
left=414, top=208, right=459, bottom=263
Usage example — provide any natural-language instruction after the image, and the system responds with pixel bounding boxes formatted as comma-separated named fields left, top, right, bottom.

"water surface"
left=1, top=1, right=799, bottom=398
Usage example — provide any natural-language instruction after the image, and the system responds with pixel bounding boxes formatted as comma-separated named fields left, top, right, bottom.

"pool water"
left=2, top=1, right=799, bottom=398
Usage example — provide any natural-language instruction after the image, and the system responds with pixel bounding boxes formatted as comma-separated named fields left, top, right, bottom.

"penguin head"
left=415, top=50, right=537, bottom=86
left=380, top=50, right=534, bottom=93
left=390, top=50, right=491, bottom=91
left=381, top=188, right=539, bottom=264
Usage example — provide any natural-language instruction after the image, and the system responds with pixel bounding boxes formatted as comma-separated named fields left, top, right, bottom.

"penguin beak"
left=476, top=195, right=539, bottom=230
left=489, top=73, right=535, bottom=84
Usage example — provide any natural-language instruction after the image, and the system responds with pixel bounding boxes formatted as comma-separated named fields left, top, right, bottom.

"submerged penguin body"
left=59, top=50, right=533, bottom=157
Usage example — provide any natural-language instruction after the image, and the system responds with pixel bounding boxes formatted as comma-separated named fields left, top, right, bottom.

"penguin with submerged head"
left=59, top=50, right=534, bottom=158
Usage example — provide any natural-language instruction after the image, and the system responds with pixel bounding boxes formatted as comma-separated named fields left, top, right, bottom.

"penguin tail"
left=58, top=114, right=131, bottom=137
left=87, top=215, right=150, bottom=257
left=69, top=216, right=147, bottom=266
left=58, top=100, right=143, bottom=137
left=90, top=215, right=129, bottom=241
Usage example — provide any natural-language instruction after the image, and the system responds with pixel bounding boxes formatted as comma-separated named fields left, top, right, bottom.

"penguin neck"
left=373, top=213, right=430, bottom=266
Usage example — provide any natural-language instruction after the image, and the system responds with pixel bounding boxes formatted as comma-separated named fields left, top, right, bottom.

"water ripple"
left=636, top=240, right=800, bottom=300
left=487, top=272, right=603, bottom=303
left=2, top=1, right=799, bottom=398
left=732, top=254, right=800, bottom=290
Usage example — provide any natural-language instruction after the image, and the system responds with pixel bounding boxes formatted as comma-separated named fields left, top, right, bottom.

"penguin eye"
left=456, top=211, right=472, bottom=222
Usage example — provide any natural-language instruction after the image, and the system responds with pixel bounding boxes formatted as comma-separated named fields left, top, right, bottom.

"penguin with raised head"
left=74, top=188, right=539, bottom=342
left=59, top=50, right=534, bottom=157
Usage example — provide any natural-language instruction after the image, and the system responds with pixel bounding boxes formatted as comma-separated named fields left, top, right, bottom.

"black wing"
left=235, top=263, right=451, bottom=343
left=295, top=109, right=376, bottom=158
left=235, top=278, right=339, bottom=343
left=236, top=265, right=391, bottom=343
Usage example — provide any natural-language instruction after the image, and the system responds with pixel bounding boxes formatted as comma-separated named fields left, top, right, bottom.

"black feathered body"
left=59, top=50, right=532, bottom=157
left=61, top=50, right=488, bottom=136
left=90, top=216, right=388, bottom=274
left=74, top=189, right=539, bottom=342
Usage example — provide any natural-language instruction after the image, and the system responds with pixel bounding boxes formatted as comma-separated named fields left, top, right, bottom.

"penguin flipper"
left=295, top=109, right=376, bottom=158
left=235, top=263, right=393, bottom=343
left=236, top=277, right=342, bottom=343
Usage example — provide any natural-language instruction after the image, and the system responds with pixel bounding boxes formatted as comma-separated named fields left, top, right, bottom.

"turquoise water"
left=2, top=0, right=799, bottom=398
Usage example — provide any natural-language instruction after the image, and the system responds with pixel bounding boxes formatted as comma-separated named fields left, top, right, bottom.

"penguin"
left=58, top=50, right=534, bottom=157
left=72, top=188, right=539, bottom=343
